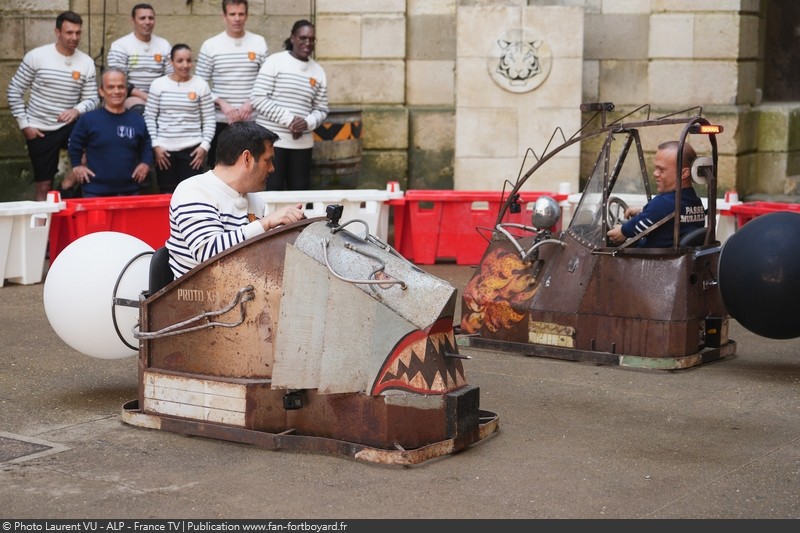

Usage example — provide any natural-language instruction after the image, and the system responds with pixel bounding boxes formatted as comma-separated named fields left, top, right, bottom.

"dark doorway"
left=763, top=0, right=800, bottom=101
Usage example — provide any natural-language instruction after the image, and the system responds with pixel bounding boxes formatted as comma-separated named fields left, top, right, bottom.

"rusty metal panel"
left=582, top=252, right=685, bottom=319
left=574, top=315, right=700, bottom=357
left=232, top=375, right=480, bottom=449
left=140, top=222, right=308, bottom=379
left=528, top=234, right=598, bottom=319
left=462, top=233, right=599, bottom=344
left=686, top=251, right=727, bottom=318
left=461, top=238, right=542, bottom=343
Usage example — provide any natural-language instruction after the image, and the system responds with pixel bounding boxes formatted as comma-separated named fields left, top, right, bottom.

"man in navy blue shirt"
left=607, top=141, right=705, bottom=247
left=68, top=67, right=153, bottom=197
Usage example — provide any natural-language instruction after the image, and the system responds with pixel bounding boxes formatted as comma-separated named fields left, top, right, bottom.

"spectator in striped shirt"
left=251, top=19, right=328, bottom=191
left=166, top=121, right=304, bottom=278
left=7, top=11, right=99, bottom=201
left=106, top=3, right=172, bottom=115
left=195, top=0, right=268, bottom=169
left=145, top=44, right=215, bottom=194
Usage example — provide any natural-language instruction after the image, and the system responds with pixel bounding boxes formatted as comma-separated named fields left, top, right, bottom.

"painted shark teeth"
left=372, top=321, right=466, bottom=395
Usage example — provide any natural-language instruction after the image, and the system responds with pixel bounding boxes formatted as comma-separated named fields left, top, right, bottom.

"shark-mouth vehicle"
left=45, top=208, right=498, bottom=466
left=458, top=103, right=800, bottom=369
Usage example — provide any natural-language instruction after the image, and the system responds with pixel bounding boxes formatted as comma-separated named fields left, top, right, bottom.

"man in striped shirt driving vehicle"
left=166, top=121, right=304, bottom=278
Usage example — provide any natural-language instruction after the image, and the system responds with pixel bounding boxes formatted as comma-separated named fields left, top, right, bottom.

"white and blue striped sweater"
left=144, top=75, right=215, bottom=152
left=7, top=44, right=99, bottom=131
left=166, top=170, right=267, bottom=277
left=250, top=51, right=328, bottom=150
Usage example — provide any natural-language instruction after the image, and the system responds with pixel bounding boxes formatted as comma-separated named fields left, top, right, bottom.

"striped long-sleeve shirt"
left=106, top=33, right=173, bottom=93
left=166, top=170, right=267, bottom=277
left=194, top=31, right=268, bottom=124
left=250, top=51, right=329, bottom=150
left=7, top=44, right=99, bottom=131
left=144, top=75, right=215, bottom=152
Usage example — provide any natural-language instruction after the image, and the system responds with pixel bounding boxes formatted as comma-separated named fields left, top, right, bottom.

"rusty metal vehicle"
left=458, top=103, right=800, bottom=369
left=114, top=210, right=498, bottom=465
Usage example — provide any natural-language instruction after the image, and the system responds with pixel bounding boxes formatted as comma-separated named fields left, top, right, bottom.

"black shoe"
left=58, top=184, right=82, bottom=199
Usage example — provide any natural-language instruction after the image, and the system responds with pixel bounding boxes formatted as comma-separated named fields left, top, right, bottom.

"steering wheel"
left=606, top=196, right=629, bottom=228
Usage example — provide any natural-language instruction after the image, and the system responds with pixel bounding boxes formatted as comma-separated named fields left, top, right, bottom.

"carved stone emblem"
left=487, top=28, right=552, bottom=93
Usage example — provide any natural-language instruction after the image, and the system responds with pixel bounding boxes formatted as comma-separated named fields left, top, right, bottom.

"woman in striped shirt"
left=144, top=44, right=215, bottom=194
left=251, top=20, right=328, bottom=191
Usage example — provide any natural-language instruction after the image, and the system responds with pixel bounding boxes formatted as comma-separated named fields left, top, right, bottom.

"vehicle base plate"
left=121, top=400, right=500, bottom=466
left=457, top=335, right=737, bottom=370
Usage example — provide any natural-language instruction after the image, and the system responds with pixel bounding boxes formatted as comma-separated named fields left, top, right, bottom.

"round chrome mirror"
left=531, top=196, right=561, bottom=229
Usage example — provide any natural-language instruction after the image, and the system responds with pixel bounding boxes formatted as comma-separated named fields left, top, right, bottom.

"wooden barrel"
left=311, top=107, right=363, bottom=189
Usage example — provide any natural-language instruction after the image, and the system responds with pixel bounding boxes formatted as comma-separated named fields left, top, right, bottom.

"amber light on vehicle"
left=690, top=124, right=724, bottom=134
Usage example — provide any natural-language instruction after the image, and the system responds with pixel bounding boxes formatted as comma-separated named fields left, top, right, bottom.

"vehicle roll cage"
left=498, top=103, right=722, bottom=250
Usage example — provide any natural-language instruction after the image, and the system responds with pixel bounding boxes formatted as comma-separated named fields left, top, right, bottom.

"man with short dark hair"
left=195, top=0, right=268, bottom=168
left=7, top=11, right=99, bottom=200
left=166, top=121, right=304, bottom=278
left=106, top=3, right=172, bottom=114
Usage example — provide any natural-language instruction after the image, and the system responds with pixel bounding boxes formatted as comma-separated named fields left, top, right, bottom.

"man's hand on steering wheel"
left=607, top=224, right=626, bottom=245
left=624, top=205, right=642, bottom=218
left=606, top=196, right=629, bottom=227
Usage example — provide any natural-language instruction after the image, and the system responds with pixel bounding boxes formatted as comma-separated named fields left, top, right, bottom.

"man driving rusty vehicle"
left=166, top=121, right=304, bottom=278
left=607, top=140, right=705, bottom=247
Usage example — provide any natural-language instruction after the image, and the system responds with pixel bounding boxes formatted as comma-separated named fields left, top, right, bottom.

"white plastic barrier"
left=252, top=188, right=404, bottom=242
left=564, top=193, right=741, bottom=244
left=0, top=200, right=65, bottom=286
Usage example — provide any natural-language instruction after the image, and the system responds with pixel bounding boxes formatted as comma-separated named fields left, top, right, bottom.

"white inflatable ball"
left=44, top=231, right=153, bottom=359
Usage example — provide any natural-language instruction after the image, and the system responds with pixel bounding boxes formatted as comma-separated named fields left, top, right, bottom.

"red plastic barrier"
left=49, top=194, right=172, bottom=262
left=392, top=190, right=567, bottom=265
left=729, top=201, right=800, bottom=228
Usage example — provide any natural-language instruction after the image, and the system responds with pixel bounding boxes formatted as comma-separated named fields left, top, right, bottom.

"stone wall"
left=455, top=4, right=583, bottom=193
left=0, top=0, right=797, bottom=202
left=579, top=0, right=797, bottom=199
